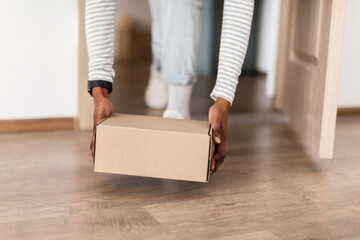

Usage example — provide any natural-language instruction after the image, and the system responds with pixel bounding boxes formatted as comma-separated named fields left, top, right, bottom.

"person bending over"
left=86, top=0, right=254, bottom=174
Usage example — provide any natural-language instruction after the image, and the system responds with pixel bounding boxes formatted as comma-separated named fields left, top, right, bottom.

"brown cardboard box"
left=94, top=113, right=214, bottom=182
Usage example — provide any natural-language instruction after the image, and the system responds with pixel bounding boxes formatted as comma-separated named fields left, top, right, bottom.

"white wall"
left=0, top=0, right=78, bottom=120
left=338, top=0, right=360, bottom=107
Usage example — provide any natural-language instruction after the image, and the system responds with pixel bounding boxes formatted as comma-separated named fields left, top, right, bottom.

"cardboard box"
left=94, top=113, right=214, bottom=182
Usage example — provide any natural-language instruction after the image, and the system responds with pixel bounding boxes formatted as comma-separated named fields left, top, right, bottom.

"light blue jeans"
left=148, top=0, right=203, bottom=85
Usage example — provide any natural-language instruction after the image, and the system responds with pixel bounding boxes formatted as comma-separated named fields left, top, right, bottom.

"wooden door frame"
left=78, top=0, right=93, bottom=130
left=273, top=0, right=291, bottom=111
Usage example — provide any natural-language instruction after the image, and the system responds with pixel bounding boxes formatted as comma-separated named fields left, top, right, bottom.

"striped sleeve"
left=210, top=0, right=254, bottom=105
left=85, top=0, right=117, bottom=94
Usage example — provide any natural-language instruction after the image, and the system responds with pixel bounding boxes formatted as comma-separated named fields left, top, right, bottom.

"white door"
left=275, top=0, right=347, bottom=158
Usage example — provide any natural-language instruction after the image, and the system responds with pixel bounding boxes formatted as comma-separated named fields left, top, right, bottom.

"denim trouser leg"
left=148, top=0, right=203, bottom=85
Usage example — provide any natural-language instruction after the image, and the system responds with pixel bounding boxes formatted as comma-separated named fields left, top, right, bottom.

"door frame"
left=78, top=0, right=93, bottom=130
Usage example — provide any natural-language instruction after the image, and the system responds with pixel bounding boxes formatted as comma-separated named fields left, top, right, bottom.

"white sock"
left=165, top=84, right=193, bottom=118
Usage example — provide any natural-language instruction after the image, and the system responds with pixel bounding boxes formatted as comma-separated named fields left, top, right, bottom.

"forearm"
left=85, top=0, right=117, bottom=95
left=211, top=0, right=254, bottom=105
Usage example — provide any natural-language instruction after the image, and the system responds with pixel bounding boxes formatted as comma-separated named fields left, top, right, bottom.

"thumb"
left=212, top=121, right=221, bottom=144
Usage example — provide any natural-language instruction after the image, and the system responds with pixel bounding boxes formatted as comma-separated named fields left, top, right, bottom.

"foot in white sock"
left=144, top=65, right=168, bottom=109
left=163, top=109, right=190, bottom=119
left=162, top=84, right=193, bottom=119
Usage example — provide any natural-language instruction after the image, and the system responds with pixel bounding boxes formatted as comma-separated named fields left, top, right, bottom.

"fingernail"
left=215, top=136, right=221, bottom=144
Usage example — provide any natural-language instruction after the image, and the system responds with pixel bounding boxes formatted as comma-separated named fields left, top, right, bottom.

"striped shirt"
left=86, top=0, right=254, bottom=105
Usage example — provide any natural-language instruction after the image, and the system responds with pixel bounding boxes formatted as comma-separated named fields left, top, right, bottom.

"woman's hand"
left=90, top=87, right=113, bottom=159
left=208, top=97, right=230, bottom=174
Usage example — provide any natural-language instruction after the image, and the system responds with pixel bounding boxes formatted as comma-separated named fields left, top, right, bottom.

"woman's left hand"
left=208, top=97, right=230, bottom=174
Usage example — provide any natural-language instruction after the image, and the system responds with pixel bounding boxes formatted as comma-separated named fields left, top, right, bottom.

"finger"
left=210, top=152, right=225, bottom=174
left=210, top=119, right=221, bottom=144
left=213, top=156, right=225, bottom=174
left=90, top=142, right=94, bottom=159
left=210, top=140, right=226, bottom=174
left=211, top=154, right=224, bottom=174
left=210, top=156, right=216, bottom=174
left=90, top=125, right=96, bottom=159
left=217, top=140, right=226, bottom=156
left=210, top=140, right=220, bottom=173
left=210, top=152, right=220, bottom=174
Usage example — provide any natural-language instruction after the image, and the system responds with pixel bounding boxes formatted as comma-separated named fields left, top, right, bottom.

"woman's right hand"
left=208, top=97, right=230, bottom=174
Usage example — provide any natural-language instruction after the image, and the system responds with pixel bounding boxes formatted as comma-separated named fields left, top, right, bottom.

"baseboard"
left=337, top=107, right=360, bottom=115
left=0, top=117, right=77, bottom=133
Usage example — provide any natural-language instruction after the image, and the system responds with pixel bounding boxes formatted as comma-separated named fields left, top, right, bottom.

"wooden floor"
left=1, top=65, right=360, bottom=239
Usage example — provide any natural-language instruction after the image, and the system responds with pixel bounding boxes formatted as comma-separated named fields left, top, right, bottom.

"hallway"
left=1, top=66, right=360, bottom=239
